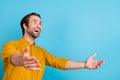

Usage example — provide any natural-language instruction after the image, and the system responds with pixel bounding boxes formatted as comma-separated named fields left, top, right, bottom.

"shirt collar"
left=20, top=37, right=35, bottom=46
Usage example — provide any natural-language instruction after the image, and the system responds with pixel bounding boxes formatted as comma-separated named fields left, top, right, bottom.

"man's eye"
left=33, top=21, right=36, bottom=23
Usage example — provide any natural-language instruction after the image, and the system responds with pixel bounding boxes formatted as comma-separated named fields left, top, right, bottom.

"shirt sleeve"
left=43, top=49, right=68, bottom=70
left=2, top=41, right=18, bottom=68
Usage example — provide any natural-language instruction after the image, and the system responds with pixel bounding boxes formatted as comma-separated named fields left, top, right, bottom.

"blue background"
left=0, top=0, right=120, bottom=80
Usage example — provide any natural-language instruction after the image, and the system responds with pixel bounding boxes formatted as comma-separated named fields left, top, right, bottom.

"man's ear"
left=23, top=23, right=27, bottom=30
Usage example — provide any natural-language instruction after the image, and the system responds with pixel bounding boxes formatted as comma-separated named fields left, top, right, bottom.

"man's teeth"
left=34, top=29, right=39, bottom=32
left=35, top=30, right=38, bottom=32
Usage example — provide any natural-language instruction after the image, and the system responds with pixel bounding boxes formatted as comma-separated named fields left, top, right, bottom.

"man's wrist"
left=84, top=61, right=87, bottom=68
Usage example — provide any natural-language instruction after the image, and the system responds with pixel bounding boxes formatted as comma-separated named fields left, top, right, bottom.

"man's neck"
left=23, top=34, right=35, bottom=44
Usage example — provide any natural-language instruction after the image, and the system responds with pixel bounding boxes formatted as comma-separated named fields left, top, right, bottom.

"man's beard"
left=30, top=31, right=40, bottom=38
left=27, top=29, right=40, bottom=39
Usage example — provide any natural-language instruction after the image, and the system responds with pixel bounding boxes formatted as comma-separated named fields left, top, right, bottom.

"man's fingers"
left=23, top=56, right=40, bottom=65
left=24, top=63, right=41, bottom=68
left=24, top=59, right=40, bottom=64
left=23, top=46, right=29, bottom=57
left=27, top=67, right=41, bottom=71
left=90, top=53, right=97, bottom=59
left=22, top=46, right=41, bottom=71
left=97, top=60, right=104, bottom=65
left=23, top=56, right=37, bottom=61
left=95, top=60, right=104, bottom=67
left=24, top=60, right=39, bottom=64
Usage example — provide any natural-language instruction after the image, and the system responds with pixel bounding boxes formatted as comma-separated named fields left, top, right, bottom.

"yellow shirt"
left=2, top=37, right=68, bottom=80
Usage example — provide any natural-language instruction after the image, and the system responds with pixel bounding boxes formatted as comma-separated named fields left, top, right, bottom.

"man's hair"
left=20, top=12, right=41, bottom=35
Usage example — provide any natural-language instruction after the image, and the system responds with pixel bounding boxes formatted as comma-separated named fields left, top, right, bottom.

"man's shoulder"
left=3, top=40, right=19, bottom=46
left=35, top=45, right=46, bottom=51
left=35, top=45, right=44, bottom=49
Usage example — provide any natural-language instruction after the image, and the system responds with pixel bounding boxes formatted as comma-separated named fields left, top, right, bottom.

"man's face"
left=25, top=15, right=42, bottom=38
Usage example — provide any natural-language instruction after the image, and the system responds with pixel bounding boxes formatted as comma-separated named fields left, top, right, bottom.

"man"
left=2, top=12, right=104, bottom=80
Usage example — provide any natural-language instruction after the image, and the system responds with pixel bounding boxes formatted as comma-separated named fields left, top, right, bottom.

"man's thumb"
left=90, top=53, right=97, bottom=59
left=23, top=46, right=29, bottom=57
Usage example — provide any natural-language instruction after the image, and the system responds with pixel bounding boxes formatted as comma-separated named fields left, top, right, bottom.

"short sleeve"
left=44, top=49, right=68, bottom=70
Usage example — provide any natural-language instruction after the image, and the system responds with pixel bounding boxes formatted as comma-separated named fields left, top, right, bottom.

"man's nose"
left=38, top=25, right=42, bottom=31
left=39, top=27, right=42, bottom=31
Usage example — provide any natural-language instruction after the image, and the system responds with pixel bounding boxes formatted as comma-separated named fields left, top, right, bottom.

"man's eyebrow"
left=32, top=19, right=41, bottom=22
left=32, top=19, right=37, bottom=21
left=32, top=19, right=42, bottom=24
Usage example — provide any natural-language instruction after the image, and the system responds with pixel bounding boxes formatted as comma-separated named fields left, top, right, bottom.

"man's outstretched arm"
left=11, top=46, right=41, bottom=71
left=66, top=54, right=104, bottom=69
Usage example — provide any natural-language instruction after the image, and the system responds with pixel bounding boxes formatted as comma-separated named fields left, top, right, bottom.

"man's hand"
left=11, top=46, right=41, bottom=71
left=85, top=53, right=104, bottom=69
left=22, top=46, right=41, bottom=71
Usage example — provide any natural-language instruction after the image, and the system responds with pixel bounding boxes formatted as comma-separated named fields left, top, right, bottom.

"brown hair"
left=20, top=12, right=41, bottom=35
